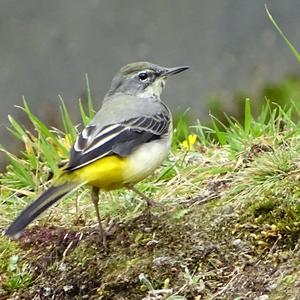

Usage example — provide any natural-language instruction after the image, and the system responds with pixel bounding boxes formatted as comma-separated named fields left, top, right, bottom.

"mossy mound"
left=2, top=193, right=299, bottom=299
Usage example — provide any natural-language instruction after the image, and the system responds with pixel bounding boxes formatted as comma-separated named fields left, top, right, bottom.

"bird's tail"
left=5, top=182, right=76, bottom=238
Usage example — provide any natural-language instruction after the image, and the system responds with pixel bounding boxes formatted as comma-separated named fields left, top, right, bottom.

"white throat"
left=139, top=78, right=166, bottom=98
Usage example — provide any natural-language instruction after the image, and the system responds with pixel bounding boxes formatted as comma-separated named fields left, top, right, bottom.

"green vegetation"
left=1, top=86, right=300, bottom=299
left=206, top=5, right=300, bottom=130
left=0, top=236, right=33, bottom=294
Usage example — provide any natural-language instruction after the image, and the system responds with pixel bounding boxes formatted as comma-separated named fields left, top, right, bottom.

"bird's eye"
left=138, top=72, right=148, bottom=81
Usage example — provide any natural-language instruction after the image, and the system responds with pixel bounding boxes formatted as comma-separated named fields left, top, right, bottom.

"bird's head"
left=106, top=62, right=189, bottom=99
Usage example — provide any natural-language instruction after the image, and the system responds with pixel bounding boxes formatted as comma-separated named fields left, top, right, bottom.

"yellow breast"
left=65, top=138, right=170, bottom=191
left=71, top=155, right=129, bottom=190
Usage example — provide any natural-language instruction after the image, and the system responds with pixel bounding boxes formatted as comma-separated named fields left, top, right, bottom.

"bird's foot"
left=96, top=217, right=119, bottom=247
left=127, top=185, right=165, bottom=210
left=145, top=198, right=165, bottom=209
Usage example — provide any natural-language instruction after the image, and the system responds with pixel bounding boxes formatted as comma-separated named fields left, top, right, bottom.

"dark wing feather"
left=112, top=130, right=156, bottom=156
left=65, top=113, right=170, bottom=171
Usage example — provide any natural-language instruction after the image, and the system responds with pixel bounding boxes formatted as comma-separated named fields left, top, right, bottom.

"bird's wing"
left=65, top=112, right=170, bottom=171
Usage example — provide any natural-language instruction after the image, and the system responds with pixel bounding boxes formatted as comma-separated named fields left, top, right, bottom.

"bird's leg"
left=91, top=186, right=106, bottom=247
left=127, top=185, right=163, bottom=208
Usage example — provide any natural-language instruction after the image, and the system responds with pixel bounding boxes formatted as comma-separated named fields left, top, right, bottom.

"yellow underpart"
left=62, top=155, right=130, bottom=191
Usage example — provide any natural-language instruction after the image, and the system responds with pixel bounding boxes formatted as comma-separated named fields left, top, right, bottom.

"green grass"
left=0, top=236, right=33, bottom=294
left=265, top=4, right=300, bottom=64
left=1, top=85, right=300, bottom=298
left=2, top=85, right=300, bottom=225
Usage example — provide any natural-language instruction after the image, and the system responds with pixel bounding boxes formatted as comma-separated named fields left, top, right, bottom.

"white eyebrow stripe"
left=84, top=129, right=127, bottom=154
left=138, top=69, right=152, bottom=75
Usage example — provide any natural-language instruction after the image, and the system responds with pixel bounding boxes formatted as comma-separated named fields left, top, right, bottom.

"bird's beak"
left=161, top=66, right=190, bottom=77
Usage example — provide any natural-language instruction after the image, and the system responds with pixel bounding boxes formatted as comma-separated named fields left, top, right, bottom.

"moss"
left=241, top=195, right=300, bottom=247
left=0, top=236, right=33, bottom=294
left=1, top=186, right=300, bottom=299
left=269, top=269, right=300, bottom=300
left=251, top=198, right=277, bottom=216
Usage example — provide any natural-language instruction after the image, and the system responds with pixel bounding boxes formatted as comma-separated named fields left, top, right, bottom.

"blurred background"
left=0, top=0, right=299, bottom=165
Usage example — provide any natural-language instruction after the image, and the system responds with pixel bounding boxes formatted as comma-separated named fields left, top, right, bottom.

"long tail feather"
left=5, top=183, right=76, bottom=238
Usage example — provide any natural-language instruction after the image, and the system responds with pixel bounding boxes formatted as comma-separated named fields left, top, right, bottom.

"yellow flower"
left=181, top=134, right=197, bottom=150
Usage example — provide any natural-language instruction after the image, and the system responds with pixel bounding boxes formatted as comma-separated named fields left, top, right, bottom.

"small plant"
left=195, top=98, right=300, bottom=154
left=0, top=237, right=33, bottom=293
left=0, top=75, right=94, bottom=195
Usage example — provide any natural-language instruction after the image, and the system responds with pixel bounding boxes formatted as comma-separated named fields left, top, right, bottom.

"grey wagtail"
left=5, top=62, right=189, bottom=245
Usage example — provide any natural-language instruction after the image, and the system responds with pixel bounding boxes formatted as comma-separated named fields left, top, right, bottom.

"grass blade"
left=85, top=74, right=95, bottom=118
left=79, top=99, right=90, bottom=126
left=244, top=98, right=251, bottom=134
left=59, top=95, right=77, bottom=143
left=265, top=4, right=300, bottom=63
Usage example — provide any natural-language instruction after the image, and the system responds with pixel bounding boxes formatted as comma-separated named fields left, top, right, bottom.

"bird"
left=4, top=61, right=189, bottom=245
